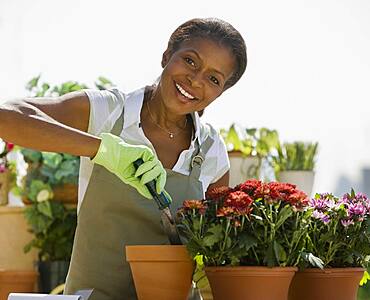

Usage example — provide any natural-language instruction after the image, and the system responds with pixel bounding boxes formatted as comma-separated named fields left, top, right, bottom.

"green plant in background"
left=220, top=123, right=279, bottom=157
left=272, top=141, right=318, bottom=174
left=22, top=75, right=113, bottom=261
left=220, top=124, right=279, bottom=180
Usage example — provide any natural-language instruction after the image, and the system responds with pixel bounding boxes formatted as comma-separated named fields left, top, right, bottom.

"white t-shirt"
left=78, top=87, right=230, bottom=212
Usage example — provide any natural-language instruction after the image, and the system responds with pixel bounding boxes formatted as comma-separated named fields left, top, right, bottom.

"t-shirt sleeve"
left=210, top=131, right=230, bottom=184
left=83, top=89, right=125, bottom=136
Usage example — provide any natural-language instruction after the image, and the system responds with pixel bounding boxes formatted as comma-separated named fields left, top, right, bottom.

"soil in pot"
left=126, top=245, right=194, bottom=300
left=205, top=266, right=297, bottom=300
left=288, top=268, right=365, bottom=300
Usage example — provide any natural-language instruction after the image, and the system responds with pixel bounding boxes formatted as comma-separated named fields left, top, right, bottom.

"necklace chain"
left=146, top=89, right=188, bottom=139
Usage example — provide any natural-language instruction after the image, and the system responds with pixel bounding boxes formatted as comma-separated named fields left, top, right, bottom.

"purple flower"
left=312, top=210, right=331, bottom=224
left=348, top=202, right=367, bottom=218
left=341, top=219, right=354, bottom=227
left=309, top=193, right=337, bottom=211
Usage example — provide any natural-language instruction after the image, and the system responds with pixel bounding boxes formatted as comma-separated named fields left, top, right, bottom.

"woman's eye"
left=210, top=76, right=220, bottom=85
left=185, top=57, right=196, bottom=67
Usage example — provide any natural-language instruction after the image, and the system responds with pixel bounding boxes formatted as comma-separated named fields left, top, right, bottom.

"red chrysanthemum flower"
left=183, top=200, right=207, bottom=210
left=216, top=206, right=236, bottom=217
left=205, top=186, right=232, bottom=201
left=235, top=179, right=263, bottom=196
left=224, top=191, right=254, bottom=216
left=287, top=191, right=309, bottom=209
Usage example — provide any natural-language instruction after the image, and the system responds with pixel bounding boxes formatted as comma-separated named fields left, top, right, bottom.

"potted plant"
left=220, top=124, right=279, bottom=187
left=125, top=245, right=195, bottom=300
left=23, top=182, right=77, bottom=293
left=0, top=139, right=15, bottom=205
left=289, top=190, right=370, bottom=300
left=177, top=179, right=316, bottom=300
left=272, top=141, right=318, bottom=198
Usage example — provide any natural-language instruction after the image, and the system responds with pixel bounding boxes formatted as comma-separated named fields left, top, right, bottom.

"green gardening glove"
left=92, top=133, right=167, bottom=199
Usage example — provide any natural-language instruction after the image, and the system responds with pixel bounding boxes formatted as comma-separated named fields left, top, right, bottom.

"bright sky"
left=1, top=0, right=369, bottom=195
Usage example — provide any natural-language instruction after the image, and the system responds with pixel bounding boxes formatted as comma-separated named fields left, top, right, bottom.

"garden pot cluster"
left=126, top=181, right=369, bottom=300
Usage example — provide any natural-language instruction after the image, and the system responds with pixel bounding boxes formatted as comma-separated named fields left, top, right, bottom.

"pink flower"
left=0, top=163, right=6, bottom=173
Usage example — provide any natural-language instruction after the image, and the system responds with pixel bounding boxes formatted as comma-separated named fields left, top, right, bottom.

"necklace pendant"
left=169, top=133, right=174, bottom=139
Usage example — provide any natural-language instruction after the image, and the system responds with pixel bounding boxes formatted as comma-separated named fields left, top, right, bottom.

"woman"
left=0, top=18, right=247, bottom=299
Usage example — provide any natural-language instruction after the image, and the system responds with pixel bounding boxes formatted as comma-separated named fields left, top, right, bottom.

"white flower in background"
left=7, top=150, right=28, bottom=186
left=37, top=189, right=51, bottom=202
left=0, top=139, right=5, bottom=155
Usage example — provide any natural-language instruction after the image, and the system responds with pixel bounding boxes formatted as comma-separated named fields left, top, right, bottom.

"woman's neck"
left=144, top=86, right=188, bottom=131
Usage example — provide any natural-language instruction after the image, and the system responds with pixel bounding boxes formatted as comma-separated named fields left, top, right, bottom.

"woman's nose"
left=186, top=72, right=203, bottom=88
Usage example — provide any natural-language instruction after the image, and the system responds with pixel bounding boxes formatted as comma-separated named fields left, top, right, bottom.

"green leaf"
left=238, top=232, right=258, bottom=251
left=275, top=205, right=293, bottom=230
left=264, top=244, right=276, bottom=267
left=226, top=124, right=244, bottom=152
left=192, top=219, right=201, bottom=231
left=273, top=240, right=287, bottom=263
left=42, top=152, right=63, bottom=169
left=53, top=159, right=79, bottom=182
left=42, top=83, right=50, bottom=92
left=98, top=76, right=112, bottom=85
left=203, top=224, right=223, bottom=247
left=21, top=149, right=42, bottom=163
left=23, top=242, right=32, bottom=254
left=37, top=201, right=53, bottom=218
left=26, top=75, right=41, bottom=90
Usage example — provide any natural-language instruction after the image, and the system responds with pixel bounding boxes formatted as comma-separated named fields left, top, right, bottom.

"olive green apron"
left=64, top=91, right=214, bottom=300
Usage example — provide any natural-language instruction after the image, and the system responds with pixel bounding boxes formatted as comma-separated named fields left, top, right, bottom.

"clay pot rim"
left=206, top=266, right=297, bottom=270
left=205, top=266, right=298, bottom=275
left=0, top=270, right=38, bottom=281
left=297, top=267, right=365, bottom=274
left=126, top=245, right=193, bottom=262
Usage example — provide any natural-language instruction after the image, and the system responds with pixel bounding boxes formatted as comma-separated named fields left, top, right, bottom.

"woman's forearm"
left=0, top=100, right=101, bottom=158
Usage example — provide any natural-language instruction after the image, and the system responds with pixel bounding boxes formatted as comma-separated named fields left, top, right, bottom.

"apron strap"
left=189, top=131, right=214, bottom=180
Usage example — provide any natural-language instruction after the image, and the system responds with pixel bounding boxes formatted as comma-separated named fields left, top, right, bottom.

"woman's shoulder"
left=83, top=87, right=126, bottom=135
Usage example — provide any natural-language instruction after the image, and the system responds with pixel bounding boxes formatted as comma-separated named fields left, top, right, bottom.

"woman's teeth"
left=176, top=83, right=195, bottom=100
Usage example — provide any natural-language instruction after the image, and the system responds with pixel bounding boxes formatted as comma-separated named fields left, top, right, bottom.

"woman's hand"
left=92, top=133, right=166, bottom=199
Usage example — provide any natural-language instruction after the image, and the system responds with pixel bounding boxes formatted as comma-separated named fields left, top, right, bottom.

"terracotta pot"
left=288, top=268, right=365, bottom=300
left=228, top=152, right=261, bottom=187
left=126, top=245, right=194, bottom=300
left=22, top=183, right=78, bottom=205
left=0, top=270, right=38, bottom=300
left=205, top=266, right=297, bottom=300
left=53, top=183, right=78, bottom=204
left=0, top=170, right=10, bottom=206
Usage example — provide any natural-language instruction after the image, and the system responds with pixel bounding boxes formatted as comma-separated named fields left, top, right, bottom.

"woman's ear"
left=161, top=49, right=171, bottom=68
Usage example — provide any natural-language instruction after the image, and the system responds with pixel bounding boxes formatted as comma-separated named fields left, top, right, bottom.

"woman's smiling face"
left=159, top=37, right=236, bottom=115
